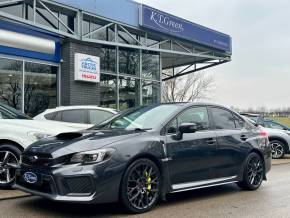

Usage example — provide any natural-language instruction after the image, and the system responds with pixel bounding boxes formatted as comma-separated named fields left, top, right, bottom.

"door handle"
left=206, top=138, right=216, bottom=145
left=240, top=135, right=247, bottom=141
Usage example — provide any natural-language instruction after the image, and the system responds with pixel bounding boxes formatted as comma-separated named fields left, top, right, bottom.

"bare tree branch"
left=162, top=70, right=215, bottom=103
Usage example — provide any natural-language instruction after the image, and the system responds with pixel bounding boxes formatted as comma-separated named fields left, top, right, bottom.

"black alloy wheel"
left=120, top=159, right=161, bottom=213
left=237, top=153, right=264, bottom=190
left=0, top=144, right=21, bottom=189
left=270, top=140, right=286, bottom=159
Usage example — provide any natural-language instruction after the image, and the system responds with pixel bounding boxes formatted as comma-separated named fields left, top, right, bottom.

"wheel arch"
left=249, top=149, right=267, bottom=180
left=119, top=152, right=166, bottom=200
left=0, top=139, right=24, bottom=152
left=268, top=136, right=289, bottom=152
left=124, top=153, right=163, bottom=175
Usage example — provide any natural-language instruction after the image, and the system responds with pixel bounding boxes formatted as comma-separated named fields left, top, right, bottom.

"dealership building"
left=0, top=0, right=231, bottom=116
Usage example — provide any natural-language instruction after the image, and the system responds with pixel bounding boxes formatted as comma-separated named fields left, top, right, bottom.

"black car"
left=15, top=103, right=271, bottom=214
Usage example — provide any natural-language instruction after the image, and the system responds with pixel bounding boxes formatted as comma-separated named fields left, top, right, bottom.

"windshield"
left=0, top=103, right=31, bottom=120
left=94, top=104, right=181, bottom=130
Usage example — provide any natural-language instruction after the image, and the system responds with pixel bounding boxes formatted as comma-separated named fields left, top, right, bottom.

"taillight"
left=260, top=131, right=268, bottom=138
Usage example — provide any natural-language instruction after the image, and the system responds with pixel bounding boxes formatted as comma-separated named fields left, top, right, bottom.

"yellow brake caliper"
left=145, top=172, right=152, bottom=192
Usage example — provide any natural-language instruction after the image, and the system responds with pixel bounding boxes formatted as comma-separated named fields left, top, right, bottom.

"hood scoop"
left=56, top=132, right=83, bottom=140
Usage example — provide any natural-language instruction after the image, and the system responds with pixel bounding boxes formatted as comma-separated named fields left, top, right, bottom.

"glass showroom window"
left=100, top=46, right=116, bottom=74
left=0, top=58, right=23, bottom=110
left=142, top=51, right=160, bottom=80
left=24, top=62, right=57, bottom=117
left=100, top=74, right=117, bottom=109
left=119, top=48, right=140, bottom=76
left=142, top=81, right=160, bottom=105
left=118, top=29, right=139, bottom=45
left=119, top=76, right=140, bottom=110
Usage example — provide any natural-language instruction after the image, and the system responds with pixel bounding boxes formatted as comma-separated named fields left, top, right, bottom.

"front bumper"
left=14, top=161, right=124, bottom=204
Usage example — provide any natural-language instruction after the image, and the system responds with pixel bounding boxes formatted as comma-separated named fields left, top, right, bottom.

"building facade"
left=0, top=0, right=231, bottom=116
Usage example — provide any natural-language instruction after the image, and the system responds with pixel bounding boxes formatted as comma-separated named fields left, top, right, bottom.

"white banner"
left=74, top=53, right=100, bottom=83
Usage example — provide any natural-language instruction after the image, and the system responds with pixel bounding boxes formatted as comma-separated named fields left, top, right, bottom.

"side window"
left=54, top=112, right=62, bottom=121
left=167, top=107, right=209, bottom=134
left=89, top=110, right=113, bottom=125
left=233, top=114, right=245, bottom=129
left=211, top=107, right=235, bottom=130
left=167, top=118, right=178, bottom=134
left=61, top=110, right=86, bottom=124
left=44, top=112, right=56, bottom=120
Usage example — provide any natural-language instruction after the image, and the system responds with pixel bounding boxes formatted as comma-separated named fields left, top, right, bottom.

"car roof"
left=43, top=106, right=118, bottom=114
left=240, top=113, right=261, bottom=117
left=160, top=102, right=235, bottom=110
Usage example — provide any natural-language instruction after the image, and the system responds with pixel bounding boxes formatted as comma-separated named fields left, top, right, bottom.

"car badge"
left=23, top=172, right=38, bottom=184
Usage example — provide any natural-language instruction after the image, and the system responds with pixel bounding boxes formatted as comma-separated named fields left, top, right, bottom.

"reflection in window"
left=24, top=62, right=57, bottom=116
left=119, top=48, right=139, bottom=76
left=82, top=19, right=90, bottom=36
left=90, top=22, right=114, bottom=41
left=119, top=77, right=139, bottom=110
left=211, top=107, right=235, bottom=130
left=100, top=74, right=117, bottom=109
left=0, top=3, right=23, bottom=18
left=118, top=29, right=138, bottom=45
left=89, top=110, right=113, bottom=125
left=61, top=110, right=86, bottom=124
left=100, top=47, right=116, bottom=74
left=0, top=58, right=23, bottom=110
left=142, top=51, right=160, bottom=80
left=142, top=81, right=160, bottom=105
left=36, top=7, right=58, bottom=29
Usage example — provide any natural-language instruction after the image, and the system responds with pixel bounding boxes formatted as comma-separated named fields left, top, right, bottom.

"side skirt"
left=171, top=176, right=238, bottom=193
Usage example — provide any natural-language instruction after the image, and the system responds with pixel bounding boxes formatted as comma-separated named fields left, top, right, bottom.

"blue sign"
left=140, top=5, right=232, bottom=53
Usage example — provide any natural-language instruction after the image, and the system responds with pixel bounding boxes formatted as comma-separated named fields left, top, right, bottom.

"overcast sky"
left=136, top=0, right=290, bottom=110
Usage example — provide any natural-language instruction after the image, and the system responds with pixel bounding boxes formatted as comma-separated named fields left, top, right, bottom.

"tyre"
left=270, top=140, right=286, bottom=159
left=237, top=153, right=264, bottom=191
left=0, top=144, right=22, bottom=189
left=120, top=158, right=161, bottom=214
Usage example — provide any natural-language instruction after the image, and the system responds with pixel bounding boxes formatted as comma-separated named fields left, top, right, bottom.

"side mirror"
left=175, top=123, right=198, bottom=140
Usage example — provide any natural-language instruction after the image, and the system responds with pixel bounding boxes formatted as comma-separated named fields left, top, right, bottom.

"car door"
left=209, top=107, right=250, bottom=178
left=165, top=106, right=218, bottom=186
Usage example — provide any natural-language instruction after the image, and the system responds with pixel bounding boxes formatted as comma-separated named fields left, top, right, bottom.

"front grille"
left=62, top=176, right=94, bottom=195
left=21, top=154, right=66, bottom=167
left=21, top=153, right=53, bottom=167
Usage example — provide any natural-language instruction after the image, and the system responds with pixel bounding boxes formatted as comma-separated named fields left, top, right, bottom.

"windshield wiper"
left=133, top=128, right=152, bottom=132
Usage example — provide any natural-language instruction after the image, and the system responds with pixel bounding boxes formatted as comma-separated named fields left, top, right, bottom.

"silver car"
left=241, top=114, right=290, bottom=159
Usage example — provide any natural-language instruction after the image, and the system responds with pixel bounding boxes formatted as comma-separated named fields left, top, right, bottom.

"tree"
left=162, top=71, right=215, bottom=103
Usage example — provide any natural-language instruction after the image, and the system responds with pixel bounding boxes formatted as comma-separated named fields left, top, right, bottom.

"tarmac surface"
left=0, top=157, right=289, bottom=217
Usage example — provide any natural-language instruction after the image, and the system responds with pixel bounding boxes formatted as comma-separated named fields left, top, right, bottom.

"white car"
left=34, top=106, right=118, bottom=130
left=0, top=103, right=76, bottom=188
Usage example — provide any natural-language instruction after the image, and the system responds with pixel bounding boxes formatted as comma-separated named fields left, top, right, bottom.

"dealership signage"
left=74, top=53, right=100, bottom=83
left=140, top=5, right=232, bottom=53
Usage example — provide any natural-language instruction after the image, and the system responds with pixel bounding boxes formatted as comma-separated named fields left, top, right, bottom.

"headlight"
left=27, top=131, right=53, bottom=141
left=69, top=148, right=115, bottom=164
